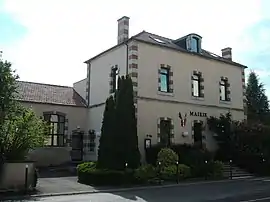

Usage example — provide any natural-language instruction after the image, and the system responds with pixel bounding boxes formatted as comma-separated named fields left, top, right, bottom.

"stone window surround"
left=219, top=76, right=231, bottom=102
left=191, top=120, right=206, bottom=148
left=191, top=70, right=204, bottom=99
left=157, top=117, right=174, bottom=144
left=158, top=64, right=174, bottom=94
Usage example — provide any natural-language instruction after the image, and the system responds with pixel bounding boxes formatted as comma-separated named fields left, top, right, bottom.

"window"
left=160, top=68, right=170, bottom=92
left=192, top=74, right=200, bottom=97
left=149, top=36, right=166, bottom=44
left=44, top=114, right=65, bottom=147
left=160, top=120, right=171, bottom=147
left=220, top=78, right=230, bottom=101
left=111, top=65, right=119, bottom=93
left=191, top=37, right=199, bottom=53
left=89, top=130, right=96, bottom=152
left=220, top=80, right=227, bottom=101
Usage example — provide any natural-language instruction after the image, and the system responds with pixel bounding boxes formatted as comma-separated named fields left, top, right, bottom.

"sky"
left=0, top=0, right=270, bottom=96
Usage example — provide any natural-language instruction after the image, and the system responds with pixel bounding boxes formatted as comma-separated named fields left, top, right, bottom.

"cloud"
left=1, top=0, right=267, bottom=87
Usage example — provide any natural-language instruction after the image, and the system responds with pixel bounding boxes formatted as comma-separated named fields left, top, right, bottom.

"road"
left=8, top=177, right=270, bottom=202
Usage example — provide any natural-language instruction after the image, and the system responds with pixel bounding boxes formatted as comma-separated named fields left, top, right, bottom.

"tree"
left=246, top=71, right=269, bottom=123
left=114, top=76, right=140, bottom=169
left=97, top=96, right=116, bottom=169
left=1, top=104, right=48, bottom=161
left=98, top=75, right=140, bottom=170
left=207, top=112, right=235, bottom=161
left=0, top=59, right=18, bottom=124
left=0, top=58, right=48, bottom=163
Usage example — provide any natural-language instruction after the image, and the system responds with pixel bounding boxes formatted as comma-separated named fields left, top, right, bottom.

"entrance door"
left=194, top=122, right=203, bottom=148
left=160, top=120, right=171, bottom=147
left=70, top=132, right=83, bottom=161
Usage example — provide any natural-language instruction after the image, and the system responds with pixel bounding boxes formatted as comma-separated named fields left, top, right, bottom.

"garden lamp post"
left=176, top=161, right=179, bottom=184
left=158, top=161, right=161, bottom=184
left=229, top=159, right=232, bottom=179
left=24, top=164, right=29, bottom=194
left=205, top=160, right=208, bottom=180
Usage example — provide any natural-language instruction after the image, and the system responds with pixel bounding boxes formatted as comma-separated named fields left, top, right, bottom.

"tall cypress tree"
left=246, top=71, right=269, bottom=123
left=124, top=76, right=140, bottom=168
left=98, top=76, right=140, bottom=170
left=97, top=96, right=116, bottom=169
left=114, top=76, right=140, bottom=169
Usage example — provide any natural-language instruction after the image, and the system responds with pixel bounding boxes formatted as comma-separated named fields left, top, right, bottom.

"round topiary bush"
left=157, top=148, right=179, bottom=168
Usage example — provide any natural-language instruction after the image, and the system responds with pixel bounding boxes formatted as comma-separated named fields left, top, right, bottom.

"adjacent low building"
left=17, top=16, right=247, bottom=165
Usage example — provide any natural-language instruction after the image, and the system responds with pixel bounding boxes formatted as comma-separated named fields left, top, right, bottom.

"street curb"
left=2, top=177, right=256, bottom=200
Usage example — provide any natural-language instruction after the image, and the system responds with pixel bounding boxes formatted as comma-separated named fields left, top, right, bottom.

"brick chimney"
left=117, top=16, right=129, bottom=44
left=221, top=47, right=232, bottom=60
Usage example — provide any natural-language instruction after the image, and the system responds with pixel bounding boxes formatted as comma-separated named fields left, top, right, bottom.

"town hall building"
left=17, top=16, right=247, bottom=166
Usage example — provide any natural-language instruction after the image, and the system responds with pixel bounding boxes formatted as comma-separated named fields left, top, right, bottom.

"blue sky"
left=0, top=1, right=26, bottom=45
left=1, top=0, right=270, bottom=96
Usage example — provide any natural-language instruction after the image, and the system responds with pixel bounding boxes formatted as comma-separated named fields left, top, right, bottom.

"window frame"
left=220, top=79, right=228, bottom=101
left=44, top=114, right=65, bottom=147
left=159, top=67, right=170, bottom=93
left=192, top=74, right=201, bottom=97
left=111, top=66, right=119, bottom=93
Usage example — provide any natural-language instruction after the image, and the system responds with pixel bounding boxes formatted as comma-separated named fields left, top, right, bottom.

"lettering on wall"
left=190, top=111, right=207, bottom=117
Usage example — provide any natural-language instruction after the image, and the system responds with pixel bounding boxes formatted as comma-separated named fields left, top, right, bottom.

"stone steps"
left=223, top=163, right=253, bottom=178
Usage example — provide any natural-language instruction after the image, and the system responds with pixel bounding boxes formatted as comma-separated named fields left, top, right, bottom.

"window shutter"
left=200, top=77, right=204, bottom=82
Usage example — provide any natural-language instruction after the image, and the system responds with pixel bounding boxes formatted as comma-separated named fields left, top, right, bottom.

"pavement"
left=36, top=176, right=93, bottom=194
left=3, top=177, right=270, bottom=201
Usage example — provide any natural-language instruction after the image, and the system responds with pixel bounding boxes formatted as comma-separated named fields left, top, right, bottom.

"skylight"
left=149, top=36, right=166, bottom=44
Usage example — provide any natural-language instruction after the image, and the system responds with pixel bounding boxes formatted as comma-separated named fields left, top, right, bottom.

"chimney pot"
left=117, top=16, right=130, bottom=44
left=221, top=47, right=232, bottom=60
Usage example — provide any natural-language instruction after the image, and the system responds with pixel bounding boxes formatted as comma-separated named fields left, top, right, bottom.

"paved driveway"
left=37, top=177, right=95, bottom=194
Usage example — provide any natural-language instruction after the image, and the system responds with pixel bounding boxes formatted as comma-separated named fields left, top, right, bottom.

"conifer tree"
left=246, top=71, right=269, bottom=123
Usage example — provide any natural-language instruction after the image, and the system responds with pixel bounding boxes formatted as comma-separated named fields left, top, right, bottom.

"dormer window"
left=191, top=37, right=199, bottom=53
left=185, top=34, right=202, bottom=53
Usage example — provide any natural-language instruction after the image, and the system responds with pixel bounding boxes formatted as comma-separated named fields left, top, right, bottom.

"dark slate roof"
left=16, top=81, right=87, bottom=107
left=85, top=31, right=247, bottom=68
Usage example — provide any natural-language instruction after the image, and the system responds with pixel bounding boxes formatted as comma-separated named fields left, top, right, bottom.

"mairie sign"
left=190, top=111, right=207, bottom=117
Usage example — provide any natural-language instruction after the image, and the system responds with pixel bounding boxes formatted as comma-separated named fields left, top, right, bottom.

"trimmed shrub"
left=160, top=164, right=191, bottom=180
left=157, top=148, right=178, bottom=168
left=134, top=164, right=157, bottom=183
left=77, top=161, right=96, bottom=173
left=78, top=168, right=134, bottom=186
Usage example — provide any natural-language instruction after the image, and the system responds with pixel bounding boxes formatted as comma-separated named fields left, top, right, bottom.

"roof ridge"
left=17, top=80, right=72, bottom=89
